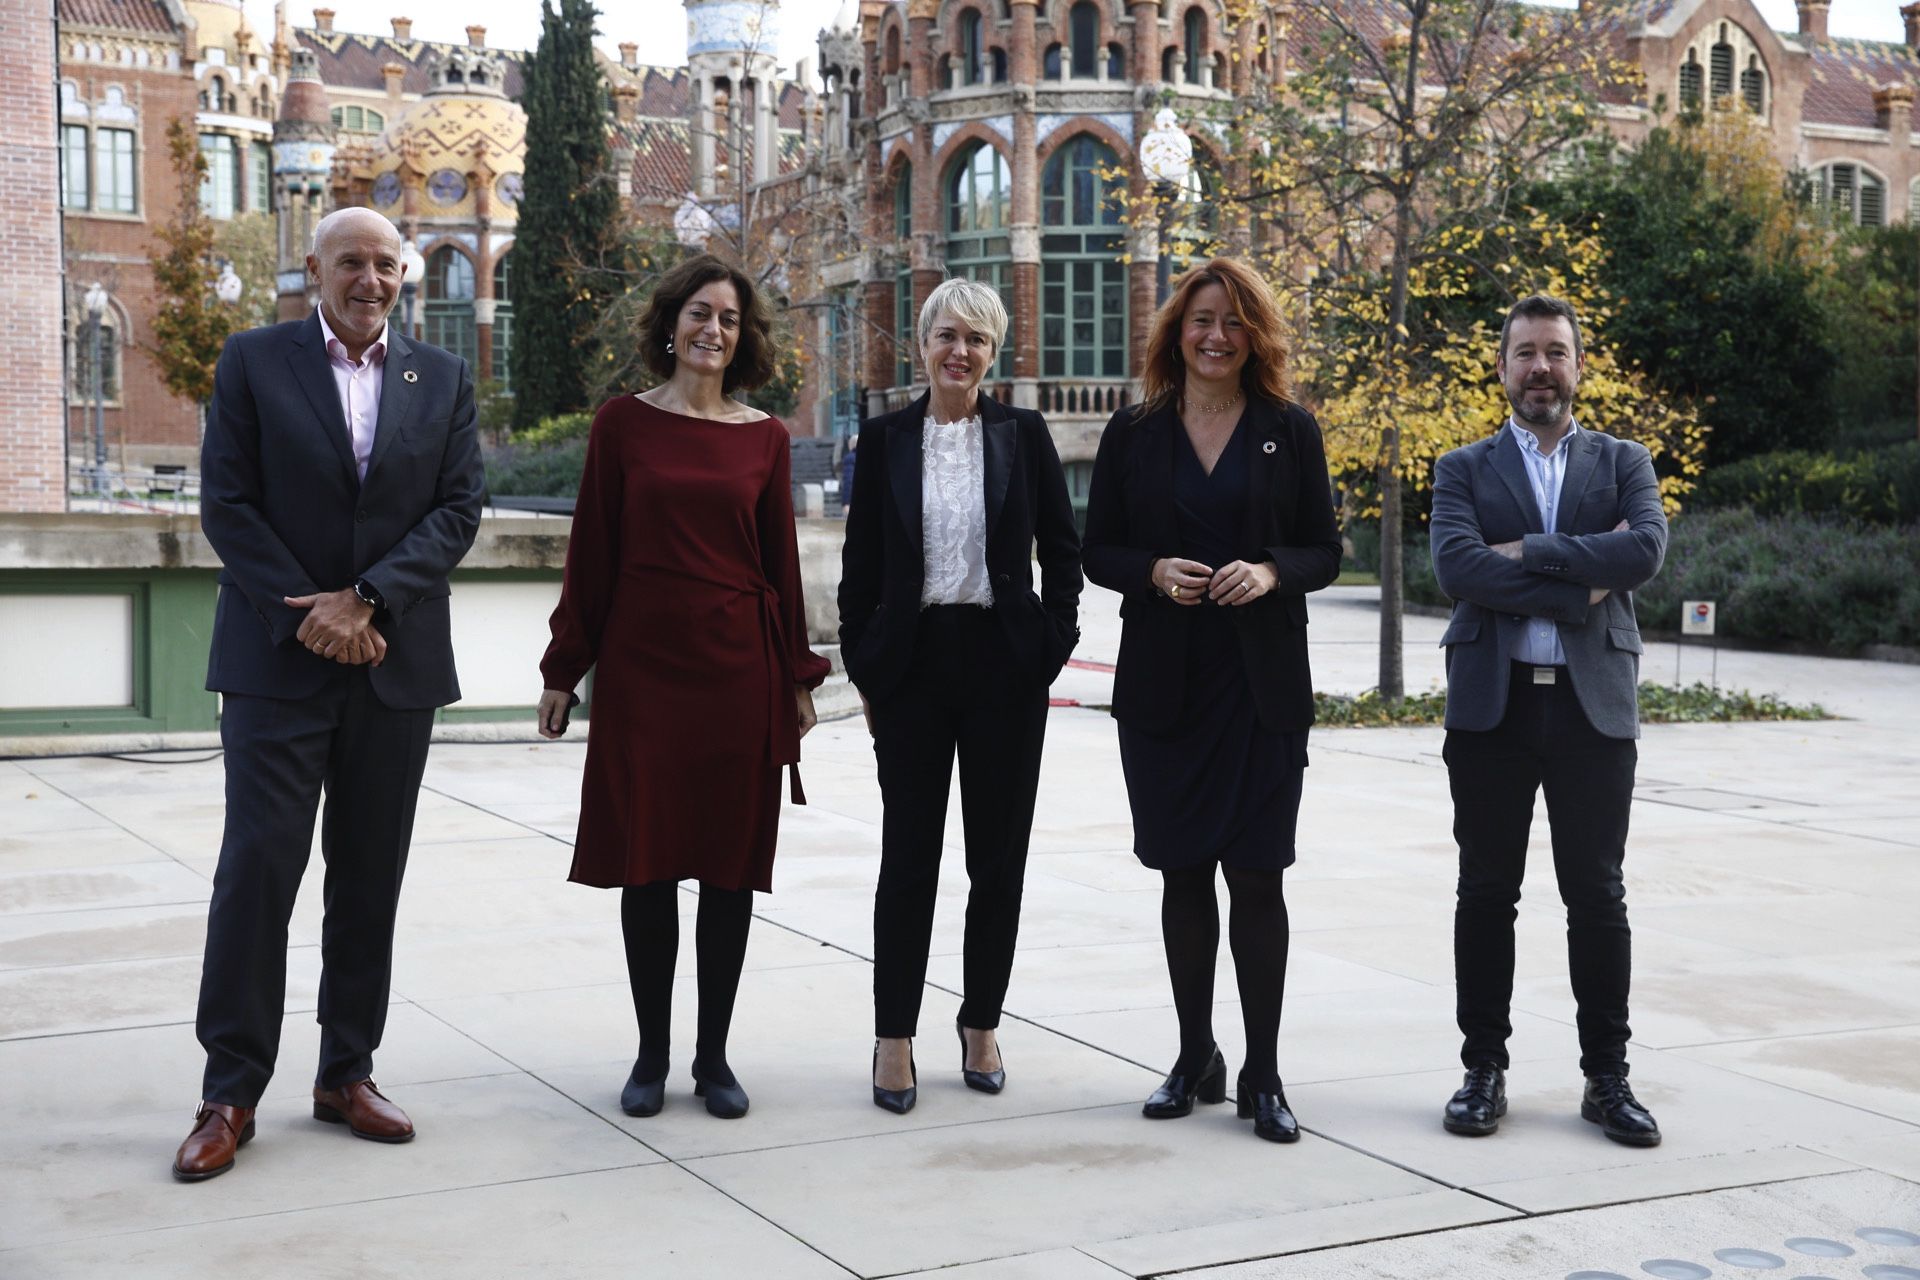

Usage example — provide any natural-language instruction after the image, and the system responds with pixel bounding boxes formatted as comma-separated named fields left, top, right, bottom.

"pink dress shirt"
left=317, top=309, right=388, bottom=482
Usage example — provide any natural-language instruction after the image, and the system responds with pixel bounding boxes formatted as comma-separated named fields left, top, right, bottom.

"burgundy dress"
left=540, top=398, right=831, bottom=892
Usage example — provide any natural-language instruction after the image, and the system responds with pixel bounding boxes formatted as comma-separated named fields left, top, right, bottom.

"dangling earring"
left=666, top=338, right=675, bottom=354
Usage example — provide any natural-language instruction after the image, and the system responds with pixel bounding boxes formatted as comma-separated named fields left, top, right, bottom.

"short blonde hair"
left=917, top=276, right=1008, bottom=357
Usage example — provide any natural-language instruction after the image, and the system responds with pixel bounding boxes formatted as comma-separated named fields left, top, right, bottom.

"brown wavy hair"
left=640, top=254, right=776, bottom=393
left=1137, top=257, right=1292, bottom=416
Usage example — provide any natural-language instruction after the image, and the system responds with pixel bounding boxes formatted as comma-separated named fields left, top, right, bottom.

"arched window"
left=893, top=161, right=913, bottom=240
left=1041, top=135, right=1126, bottom=379
left=1162, top=46, right=1177, bottom=82
left=893, top=162, right=915, bottom=386
left=491, top=252, right=513, bottom=387
left=71, top=300, right=123, bottom=404
left=425, top=246, right=477, bottom=366
left=1741, top=56, right=1766, bottom=114
left=1679, top=51, right=1702, bottom=109
left=1183, top=8, right=1205, bottom=85
left=1108, top=42, right=1125, bottom=79
left=1709, top=26, right=1734, bottom=101
left=1815, top=162, right=1887, bottom=228
left=1069, top=2, right=1099, bottom=77
left=959, top=9, right=984, bottom=86
left=198, top=133, right=238, bottom=219
left=1044, top=43, right=1063, bottom=78
left=945, top=142, right=1015, bottom=377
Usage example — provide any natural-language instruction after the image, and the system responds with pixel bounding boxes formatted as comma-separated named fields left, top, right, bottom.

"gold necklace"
left=1183, top=391, right=1243, bottom=414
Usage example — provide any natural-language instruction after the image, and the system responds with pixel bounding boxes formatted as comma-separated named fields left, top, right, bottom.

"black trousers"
left=871, top=605, right=1049, bottom=1038
left=1445, top=664, right=1637, bottom=1077
left=196, top=668, right=434, bottom=1106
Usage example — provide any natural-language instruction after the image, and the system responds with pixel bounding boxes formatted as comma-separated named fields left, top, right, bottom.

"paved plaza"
left=2, top=586, right=1918, bottom=1278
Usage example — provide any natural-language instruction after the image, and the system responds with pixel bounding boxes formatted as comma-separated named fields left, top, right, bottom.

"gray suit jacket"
left=1429, top=424, right=1668, bottom=739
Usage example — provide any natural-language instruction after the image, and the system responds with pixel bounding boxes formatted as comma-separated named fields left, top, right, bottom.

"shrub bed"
left=1383, top=511, right=1918, bottom=654
left=1692, top=441, right=1920, bottom=526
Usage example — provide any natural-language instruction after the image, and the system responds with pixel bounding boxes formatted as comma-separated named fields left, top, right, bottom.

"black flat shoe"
left=1582, top=1072, right=1660, bottom=1147
left=690, top=1061, right=749, bottom=1120
left=1143, top=1045, right=1227, bottom=1119
left=620, top=1059, right=667, bottom=1118
left=1236, top=1074, right=1300, bottom=1143
left=872, top=1041, right=917, bottom=1114
left=956, top=1016, right=1005, bottom=1094
left=1443, top=1062, right=1507, bottom=1136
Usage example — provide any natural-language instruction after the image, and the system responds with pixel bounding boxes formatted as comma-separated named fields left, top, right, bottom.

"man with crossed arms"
left=1429, top=294, right=1669, bottom=1147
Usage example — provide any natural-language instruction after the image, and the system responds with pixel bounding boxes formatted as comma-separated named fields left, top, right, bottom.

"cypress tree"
left=512, top=0, right=622, bottom=428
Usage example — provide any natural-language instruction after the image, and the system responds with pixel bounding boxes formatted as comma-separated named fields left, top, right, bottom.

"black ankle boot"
left=1143, top=1045, right=1227, bottom=1119
left=1443, top=1062, right=1506, bottom=1136
left=1236, top=1073, right=1300, bottom=1143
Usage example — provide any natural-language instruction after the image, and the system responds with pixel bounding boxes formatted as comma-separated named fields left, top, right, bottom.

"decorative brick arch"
left=1034, top=117, right=1134, bottom=171
left=932, top=121, right=1014, bottom=176
left=880, top=12, right=906, bottom=74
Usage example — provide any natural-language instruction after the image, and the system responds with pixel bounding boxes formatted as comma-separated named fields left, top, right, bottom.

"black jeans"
left=1445, top=665, right=1637, bottom=1077
left=197, top=670, right=434, bottom=1105
left=870, top=605, right=1049, bottom=1038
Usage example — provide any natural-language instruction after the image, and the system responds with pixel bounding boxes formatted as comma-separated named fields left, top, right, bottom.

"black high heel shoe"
left=620, top=1058, right=667, bottom=1118
left=1236, top=1073, right=1300, bottom=1143
left=690, top=1060, right=749, bottom=1119
left=872, top=1040, right=917, bottom=1114
left=956, top=1016, right=1006, bottom=1094
left=1143, top=1045, right=1227, bottom=1118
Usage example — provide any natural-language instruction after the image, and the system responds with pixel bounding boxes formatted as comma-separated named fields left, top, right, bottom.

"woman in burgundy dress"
left=536, top=255, right=830, bottom=1121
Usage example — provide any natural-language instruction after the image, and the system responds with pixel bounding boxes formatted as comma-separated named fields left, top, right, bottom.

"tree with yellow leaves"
left=1198, top=0, right=1705, bottom=698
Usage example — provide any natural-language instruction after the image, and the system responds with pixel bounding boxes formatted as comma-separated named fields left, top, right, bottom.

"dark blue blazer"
left=199, top=313, right=485, bottom=710
left=1082, top=396, right=1343, bottom=734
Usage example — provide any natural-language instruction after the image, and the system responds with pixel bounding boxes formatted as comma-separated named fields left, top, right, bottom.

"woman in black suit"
left=838, top=276, right=1083, bottom=1115
left=1082, top=258, right=1341, bottom=1143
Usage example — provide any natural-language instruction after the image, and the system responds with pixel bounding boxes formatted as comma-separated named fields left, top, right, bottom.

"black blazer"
left=1082, top=395, right=1342, bottom=734
left=200, top=313, right=486, bottom=710
left=838, top=390, right=1083, bottom=700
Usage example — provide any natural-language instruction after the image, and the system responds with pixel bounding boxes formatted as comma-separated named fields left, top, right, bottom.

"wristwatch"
left=352, top=577, right=385, bottom=612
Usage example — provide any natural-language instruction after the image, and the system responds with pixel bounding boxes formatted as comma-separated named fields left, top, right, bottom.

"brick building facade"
left=2, top=1, right=68, bottom=512
left=796, top=0, right=1920, bottom=484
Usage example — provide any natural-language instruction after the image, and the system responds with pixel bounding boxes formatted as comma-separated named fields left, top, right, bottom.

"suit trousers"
left=870, top=605, right=1049, bottom=1038
left=1445, top=665, right=1636, bottom=1077
left=197, top=666, right=434, bottom=1105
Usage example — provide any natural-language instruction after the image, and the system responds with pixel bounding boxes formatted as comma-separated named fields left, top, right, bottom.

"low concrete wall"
left=0, top=513, right=851, bottom=752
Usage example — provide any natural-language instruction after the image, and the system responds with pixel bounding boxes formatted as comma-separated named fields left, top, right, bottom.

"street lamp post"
left=1139, top=107, right=1194, bottom=304
left=400, top=240, right=426, bottom=341
left=83, top=281, right=108, bottom=497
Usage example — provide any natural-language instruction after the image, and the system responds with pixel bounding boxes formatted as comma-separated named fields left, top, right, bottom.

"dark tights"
left=1162, top=864, right=1290, bottom=1095
left=621, top=880, right=754, bottom=1087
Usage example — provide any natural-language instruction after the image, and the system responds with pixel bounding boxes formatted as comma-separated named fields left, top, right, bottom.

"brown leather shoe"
left=312, top=1079, right=414, bottom=1143
left=172, top=1102, right=255, bottom=1181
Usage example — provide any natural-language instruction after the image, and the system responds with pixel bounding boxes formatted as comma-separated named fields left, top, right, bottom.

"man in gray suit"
left=1429, top=294, right=1668, bottom=1147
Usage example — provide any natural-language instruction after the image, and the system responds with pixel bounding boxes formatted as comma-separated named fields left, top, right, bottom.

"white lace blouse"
left=919, top=414, right=995, bottom=607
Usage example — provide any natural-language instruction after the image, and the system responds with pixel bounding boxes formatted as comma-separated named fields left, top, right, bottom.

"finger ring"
left=1171, top=585, right=1182, bottom=598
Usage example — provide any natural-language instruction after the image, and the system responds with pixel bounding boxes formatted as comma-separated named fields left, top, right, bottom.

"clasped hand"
left=1151, top=557, right=1279, bottom=607
left=285, top=588, right=385, bottom=666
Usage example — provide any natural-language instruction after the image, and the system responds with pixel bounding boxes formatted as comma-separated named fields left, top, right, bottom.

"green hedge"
left=483, top=437, right=588, bottom=499
left=1637, top=509, right=1920, bottom=651
left=1396, top=510, right=1919, bottom=653
left=1693, top=441, right=1920, bottom=526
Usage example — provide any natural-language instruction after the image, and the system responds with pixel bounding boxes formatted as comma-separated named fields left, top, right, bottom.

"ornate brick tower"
left=684, top=0, right=784, bottom=194
left=273, top=48, right=336, bottom=320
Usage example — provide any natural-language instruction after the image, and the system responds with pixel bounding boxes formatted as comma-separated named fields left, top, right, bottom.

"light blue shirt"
left=1508, top=417, right=1578, bottom=665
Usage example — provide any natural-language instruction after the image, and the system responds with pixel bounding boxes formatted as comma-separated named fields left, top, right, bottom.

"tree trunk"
left=1378, top=193, right=1414, bottom=702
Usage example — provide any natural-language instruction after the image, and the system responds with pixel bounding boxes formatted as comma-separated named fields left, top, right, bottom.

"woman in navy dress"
left=1082, top=258, right=1341, bottom=1143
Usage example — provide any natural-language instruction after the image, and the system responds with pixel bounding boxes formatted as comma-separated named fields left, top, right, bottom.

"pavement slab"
left=2, top=584, right=1917, bottom=1277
